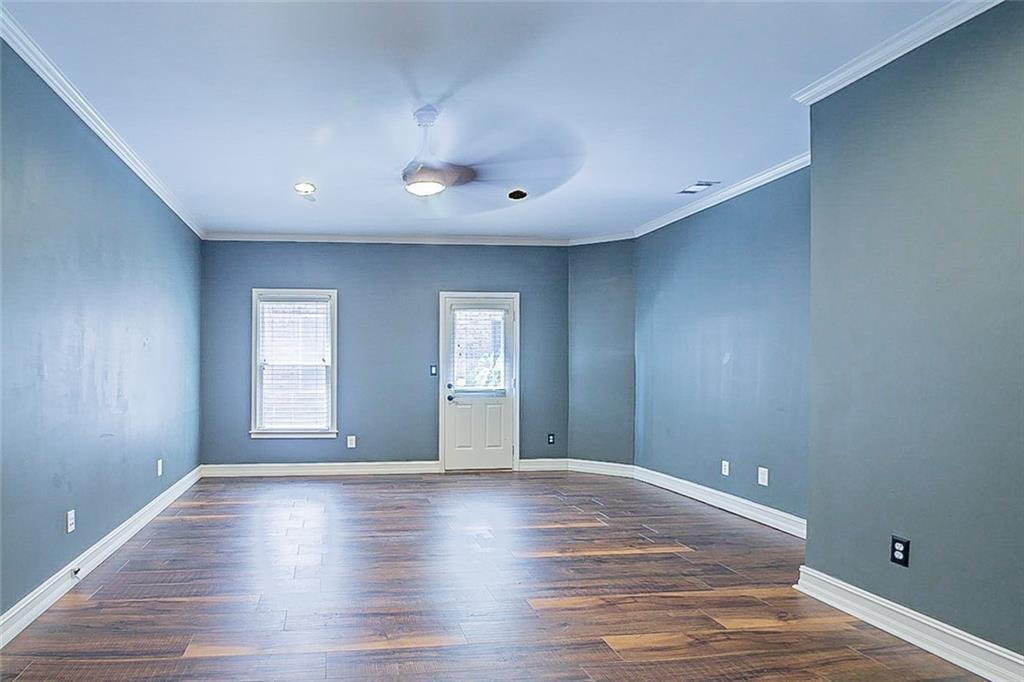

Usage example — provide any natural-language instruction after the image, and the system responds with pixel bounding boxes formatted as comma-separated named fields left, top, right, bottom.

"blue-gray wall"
left=806, top=4, right=1023, bottom=653
left=200, top=241, right=568, bottom=463
left=568, top=241, right=635, bottom=464
left=1, top=43, right=201, bottom=611
left=634, top=168, right=811, bottom=517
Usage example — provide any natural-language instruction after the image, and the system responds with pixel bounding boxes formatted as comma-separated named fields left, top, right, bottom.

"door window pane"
left=451, top=309, right=506, bottom=390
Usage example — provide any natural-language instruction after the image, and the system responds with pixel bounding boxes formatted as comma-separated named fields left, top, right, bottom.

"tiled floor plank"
left=1, top=472, right=980, bottom=680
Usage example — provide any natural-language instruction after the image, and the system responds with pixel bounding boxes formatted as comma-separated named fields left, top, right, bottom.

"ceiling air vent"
left=678, top=180, right=720, bottom=195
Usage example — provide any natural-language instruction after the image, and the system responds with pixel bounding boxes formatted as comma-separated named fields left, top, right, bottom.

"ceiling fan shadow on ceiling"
left=400, top=104, right=585, bottom=217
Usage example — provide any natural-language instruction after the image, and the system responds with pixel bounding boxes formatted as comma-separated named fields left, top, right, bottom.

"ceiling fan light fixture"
left=405, top=179, right=447, bottom=197
left=403, top=163, right=448, bottom=197
left=293, top=181, right=317, bottom=195
left=402, top=104, right=450, bottom=198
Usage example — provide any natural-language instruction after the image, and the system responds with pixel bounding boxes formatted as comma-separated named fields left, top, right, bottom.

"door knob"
left=447, top=395, right=455, bottom=402
left=446, top=383, right=453, bottom=389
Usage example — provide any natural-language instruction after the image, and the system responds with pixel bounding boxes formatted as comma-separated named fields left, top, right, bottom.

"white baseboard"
left=0, top=457, right=800, bottom=649
left=632, top=465, right=807, bottom=538
left=0, top=466, right=201, bottom=648
left=517, top=457, right=569, bottom=471
left=199, top=460, right=443, bottom=477
left=568, top=458, right=636, bottom=479
left=7, top=460, right=1014, bottom=682
left=515, top=458, right=806, bottom=538
left=796, top=566, right=1023, bottom=681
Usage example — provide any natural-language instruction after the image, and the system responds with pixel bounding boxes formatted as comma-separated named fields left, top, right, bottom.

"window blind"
left=451, top=308, right=506, bottom=391
left=255, top=297, right=333, bottom=431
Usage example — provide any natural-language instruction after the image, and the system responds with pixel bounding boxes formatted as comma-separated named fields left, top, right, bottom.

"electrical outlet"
left=346, top=435, right=357, bottom=448
left=66, top=509, right=76, bottom=534
left=757, top=466, right=769, bottom=486
left=891, top=535, right=910, bottom=567
left=721, top=460, right=730, bottom=476
left=157, top=458, right=163, bottom=477
left=547, top=433, right=556, bottom=445
left=429, top=364, right=438, bottom=376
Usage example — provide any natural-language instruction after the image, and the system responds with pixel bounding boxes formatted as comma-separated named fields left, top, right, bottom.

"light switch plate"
left=757, top=466, right=769, bottom=486
left=346, top=435, right=357, bottom=448
left=721, top=460, right=730, bottom=476
left=157, top=458, right=163, bottom=477
left=66, top=509, right=76, bottom=534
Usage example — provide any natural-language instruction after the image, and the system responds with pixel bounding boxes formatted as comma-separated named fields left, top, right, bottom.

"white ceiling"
left=6, top=1, right=945, bottom=243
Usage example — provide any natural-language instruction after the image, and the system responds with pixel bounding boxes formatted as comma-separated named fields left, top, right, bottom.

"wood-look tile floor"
left=2, top=472, right=979, bottom=681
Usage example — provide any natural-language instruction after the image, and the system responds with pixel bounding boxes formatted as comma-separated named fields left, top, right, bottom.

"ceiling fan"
left=399, top=103, right=584, bottom=211
left=402, top=105, right=471, bottom=197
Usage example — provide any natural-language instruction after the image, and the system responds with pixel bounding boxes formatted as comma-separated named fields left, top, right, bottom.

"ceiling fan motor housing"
left=402, top=160, right=450, bottom=187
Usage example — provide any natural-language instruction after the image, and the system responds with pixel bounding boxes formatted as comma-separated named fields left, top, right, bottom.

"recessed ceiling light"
left=294, top=181, right=317, bottom=195
left=508, top=188, right=528, bottom=201
left=678, top=180, right=720, bottom=195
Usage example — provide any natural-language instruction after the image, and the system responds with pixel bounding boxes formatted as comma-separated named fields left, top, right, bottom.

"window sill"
left=250, top=430, right=338, bottom=440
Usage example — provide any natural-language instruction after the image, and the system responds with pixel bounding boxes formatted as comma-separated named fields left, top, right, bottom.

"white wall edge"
left=792, top=0, right=1003, bottom=105
left=0, top=8, right=204, bottom=238
left=199, top=461, right=443, bottom=477
left=0, top=466, right=202, bottom=648
left=796, top=566, right=1024, bottom=681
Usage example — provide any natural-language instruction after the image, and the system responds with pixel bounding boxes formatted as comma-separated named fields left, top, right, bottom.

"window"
left=251, top=289, right=337, bottom=438
left=450, top=308, right=508, bottom=392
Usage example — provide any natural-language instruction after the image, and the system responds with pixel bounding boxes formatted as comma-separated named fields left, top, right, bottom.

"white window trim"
left=250, top=288, right=338, bottom=439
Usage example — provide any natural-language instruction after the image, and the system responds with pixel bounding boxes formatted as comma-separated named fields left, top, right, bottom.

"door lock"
left=446, top=383, right=453, bottom=389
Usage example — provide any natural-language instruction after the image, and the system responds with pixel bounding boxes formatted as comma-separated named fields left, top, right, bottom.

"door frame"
left=438, top=291, right=521, bottom=472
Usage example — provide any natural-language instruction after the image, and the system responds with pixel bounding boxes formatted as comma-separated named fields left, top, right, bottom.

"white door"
left=439, top=293, right=519, bottom=470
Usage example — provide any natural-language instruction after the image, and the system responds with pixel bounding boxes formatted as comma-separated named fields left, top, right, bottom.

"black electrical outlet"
left=891, top=535, right=910, bottom=567
left=547, top=433, right=556, bottom=445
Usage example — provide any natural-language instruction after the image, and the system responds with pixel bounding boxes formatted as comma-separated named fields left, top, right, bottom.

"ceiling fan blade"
left=441, top=109, right=585, bottom=201
left=419, top=181, right=511, bottom=218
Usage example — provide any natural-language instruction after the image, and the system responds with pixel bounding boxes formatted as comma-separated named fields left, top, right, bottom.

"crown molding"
left=0, top=9, right=205, bottom=238
left=122, top=150, right=812, bottom=247
left=202, top=231, right=570, bottom=247
left=628, top=151, right=811, bottom=241
left=3, top=6, right=811, bottom=249
left=793, top=0, right=1002, bottom=105
left=567, top=230, right=638, bottom=247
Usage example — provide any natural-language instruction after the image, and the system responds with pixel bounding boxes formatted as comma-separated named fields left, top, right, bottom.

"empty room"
left=1, top=1, right=1021, bottom=680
